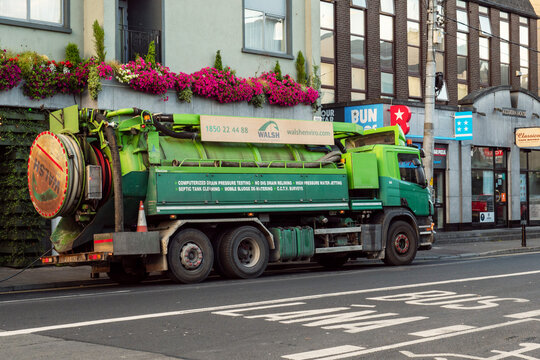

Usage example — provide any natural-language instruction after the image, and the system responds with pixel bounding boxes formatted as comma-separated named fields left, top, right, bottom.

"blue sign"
left=345, top=104, right=384, bottom=130
left=455, top=111, right=473, bottom=140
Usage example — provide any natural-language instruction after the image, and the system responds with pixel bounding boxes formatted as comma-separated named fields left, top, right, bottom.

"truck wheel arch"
left=375, top=208, right=420, bottom=251
left=158, top=218, right=275, bottom=256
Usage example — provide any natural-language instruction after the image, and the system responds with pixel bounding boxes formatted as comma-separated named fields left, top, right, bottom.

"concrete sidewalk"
left=1, top=236, right=539, bottom=293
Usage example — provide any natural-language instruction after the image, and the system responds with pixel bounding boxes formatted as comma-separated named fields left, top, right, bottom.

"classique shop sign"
left=515, top=127, right=540, bottom=148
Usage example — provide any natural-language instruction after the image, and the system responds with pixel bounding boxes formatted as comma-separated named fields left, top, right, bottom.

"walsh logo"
left=258, top=121, right=280, bottom=139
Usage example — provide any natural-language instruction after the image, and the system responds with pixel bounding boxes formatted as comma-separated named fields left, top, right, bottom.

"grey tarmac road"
left=1, top=252, right=540, bottom=360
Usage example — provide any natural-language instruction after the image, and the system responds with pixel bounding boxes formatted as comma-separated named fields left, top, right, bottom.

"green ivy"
left=65, top=42, right=82, bottom=65
left=145, top=41, right=156, bottom=67
left=0, top=108, right=49, bottom=267
left=88, top=63, right=102, bottom=100
left=177, top=87, right=193, bottom=103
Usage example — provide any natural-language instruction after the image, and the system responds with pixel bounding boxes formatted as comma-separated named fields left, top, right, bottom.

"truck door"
left=397, top=152, right=429, bottom=216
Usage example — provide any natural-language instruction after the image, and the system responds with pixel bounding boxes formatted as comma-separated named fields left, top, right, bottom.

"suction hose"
left=104, top=124, right=124, bottom=232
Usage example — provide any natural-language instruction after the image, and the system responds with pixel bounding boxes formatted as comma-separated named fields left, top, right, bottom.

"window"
left=0, top=0, right=68, bottom=31
left=407, top=0, right=421, bottom=100
left=478, top=7, right=490, bottom=87
left=350, top=0, right=366, bottom=100
left=471, top=147, right=508, bottom=225
left=479, top=37, right=490, bottom=86
left=380, top=1, right=394, bottom=98
left=456, top=0, right=468, bottom=100
left=434, top=4, right=445, bottom=77
left=244, top=0, right=288, bottom=55
left=499, top=13, right=510, bottom=86
left=522, top=151, right=540, bottom=223
left=519, top=17, right=529, bottom=89
left=320, top=1, right=335, bottom=104
left=398, top=153, right=425, bottom=186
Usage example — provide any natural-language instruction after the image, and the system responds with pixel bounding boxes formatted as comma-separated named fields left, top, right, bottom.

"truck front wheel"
left=383, top=221, right=417, bottom=266
left=168, top=228, right=214, bottom=284
left=219, top=226, right=269, bottom=279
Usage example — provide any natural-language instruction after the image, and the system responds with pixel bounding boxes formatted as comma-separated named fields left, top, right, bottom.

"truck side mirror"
left=419, top=149, right=426, bottom=158
left=413, top=158, right=427, bottom=188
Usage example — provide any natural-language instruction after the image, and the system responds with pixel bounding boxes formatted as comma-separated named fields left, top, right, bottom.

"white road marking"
left=212, top=302, right=305, bottom=317
left=401, top=342, right=540, bottom=359
left=282, top=345, right=365, bottom=360
left=1, top=269, right=540, bottom=337
left=368, top=290, right=529, bottom=310
left=505, top=309, right=540, bottom=319
left=0, top=290, right=131, bottom=305
left=409, top=325, right=476, bottom=337
left=282, top=319, right=536, bottom=359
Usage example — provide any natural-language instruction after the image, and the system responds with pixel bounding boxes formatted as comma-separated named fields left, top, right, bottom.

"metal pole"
left=521, top=221, right=527, bottom=247
left=423, top=0, right=437, bottom=190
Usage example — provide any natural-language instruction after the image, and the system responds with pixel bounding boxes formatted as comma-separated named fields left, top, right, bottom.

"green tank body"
left=29, top=106, right=434, bottom=284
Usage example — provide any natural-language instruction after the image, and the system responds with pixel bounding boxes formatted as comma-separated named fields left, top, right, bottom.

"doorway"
left=433, top=169, right=445, bottom=230
left=495, top=171, right=507, bottom=226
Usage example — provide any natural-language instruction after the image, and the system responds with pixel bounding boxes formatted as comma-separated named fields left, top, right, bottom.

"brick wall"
left=510, top=13, right=521, bottom=91
left=335, top=0, right=351, bottom=103
left=366, top=0, right=381, bottom=99
left=490, top=8, right=501, bottom=86
left=394, top=0, right=408, bottom=100
left=445, top=0, right=458, bottom=106
left=468, top=2, right=480, bottom=93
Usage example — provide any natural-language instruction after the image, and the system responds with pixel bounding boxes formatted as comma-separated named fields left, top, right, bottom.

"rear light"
left=88, top=254, right=102, bottom=261
left=41, top=257, right=53, bottom=264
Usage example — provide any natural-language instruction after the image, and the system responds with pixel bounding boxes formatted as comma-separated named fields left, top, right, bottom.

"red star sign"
left=390, top=105, right=411, bottom=135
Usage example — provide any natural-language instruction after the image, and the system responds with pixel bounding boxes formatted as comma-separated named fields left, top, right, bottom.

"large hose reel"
left=28, top=131, right=110, bottom=219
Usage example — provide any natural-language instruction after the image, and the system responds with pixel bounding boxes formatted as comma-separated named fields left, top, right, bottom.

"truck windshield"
left=398, top=153, right=427, bottom=187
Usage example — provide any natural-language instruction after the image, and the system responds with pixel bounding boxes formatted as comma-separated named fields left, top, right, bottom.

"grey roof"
left=474, top=0, right=538, bottom=18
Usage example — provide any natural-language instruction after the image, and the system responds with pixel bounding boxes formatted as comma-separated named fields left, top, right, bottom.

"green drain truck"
left=29, top=105, right=434, bottom=284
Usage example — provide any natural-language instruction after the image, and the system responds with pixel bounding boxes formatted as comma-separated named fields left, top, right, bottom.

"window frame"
left=499, top=13, right=510, bottom=86
left=242, top=0, right=293, bottom=59
left=350, top=0, right=367, bottom=101
left=0, top=0, right=71, bottom=33
left=518, top=17, right=529, bottom=89
left=456, top=1, right=468, bottom=100
left=478, top=8, right=490, bottom=88
left=320, top=0, right=336, bottom=104
left=380, top=1, right=395, bottom=98
left=407, top=0, right=421, bottom=100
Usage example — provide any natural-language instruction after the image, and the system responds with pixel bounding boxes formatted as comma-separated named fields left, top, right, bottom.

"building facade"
left=2, top=0, right=540, bottom=238
left=320, top=0, right=540, bottom=231
left=0, top=0, right=321, bottom=260
left=0, top=0, right=320, bottom=85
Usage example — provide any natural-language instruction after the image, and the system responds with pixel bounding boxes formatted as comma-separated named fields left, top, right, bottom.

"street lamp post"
left=423, top=0, right=437, bottom=190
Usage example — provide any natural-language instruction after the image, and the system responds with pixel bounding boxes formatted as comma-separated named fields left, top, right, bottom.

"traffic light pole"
left=424, top=0, right=437, bottom=190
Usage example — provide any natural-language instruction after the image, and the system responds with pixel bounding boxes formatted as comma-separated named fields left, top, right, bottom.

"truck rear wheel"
left=219, top=226, right=269, bottom=279
left=167, top=228, right=214, bottom=284
left=383, top=221, right=417, bottom=266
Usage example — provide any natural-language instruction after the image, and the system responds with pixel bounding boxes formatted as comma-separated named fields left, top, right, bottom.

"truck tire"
left=107, top=262, right=147, bottom=284
left=211, top=231, right=227, bottom=277
left=383, top=221, right=417, bottom=266
left=219, top=226, right=269, bottom=279
left=167, top=228, right=214, bottom=284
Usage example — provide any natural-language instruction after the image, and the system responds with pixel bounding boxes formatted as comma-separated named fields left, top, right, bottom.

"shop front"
left=321, top=87, right=540, bottom=230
